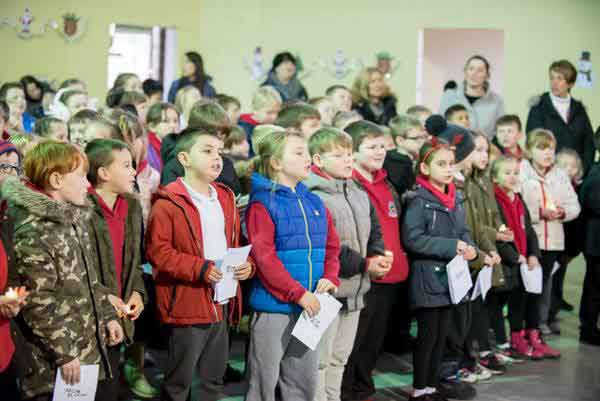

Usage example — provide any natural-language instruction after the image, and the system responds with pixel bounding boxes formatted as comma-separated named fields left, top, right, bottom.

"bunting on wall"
left=0, top=8, right=87, bottom=43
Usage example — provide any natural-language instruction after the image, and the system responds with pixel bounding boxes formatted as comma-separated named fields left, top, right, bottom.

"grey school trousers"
left=161, top=321, right=228, bottom=401
left=245, top=312, right=318, bottom=401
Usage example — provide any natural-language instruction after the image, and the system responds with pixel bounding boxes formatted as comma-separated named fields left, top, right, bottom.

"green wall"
left=2, top=0, right=599, bottom=127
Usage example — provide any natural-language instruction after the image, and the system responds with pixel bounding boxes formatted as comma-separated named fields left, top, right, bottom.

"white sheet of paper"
left=52, top=364, right=99, bottom=401
left=471, top=265, right=493, bottom=301
left=551, top=261, right=561, bottom=276
left=520, top=263, right=543, bottom=294
left=213, top=245, right=252, bottom=303
left=291, top=293, right=342, bottom=351
left=447, top=255, right=473, bottom=304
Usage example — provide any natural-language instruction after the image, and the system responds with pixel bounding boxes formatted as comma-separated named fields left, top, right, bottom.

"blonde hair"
left=9, top=133, right=38, bottom=157
left=351, top=67, right=394, bottom=104
left=252, top=86, right=282, bottom=112
left=525, top=128, right=556, bottom=159
left=251, top=124, right=285, bottom=155
left=308, top=127, right=352, bottom=156
left=250, top=129, right=304, bottom=180
left=175, top=86, right=201, bottom=117
left=491, top=155, right=519, bottom=183
left=389, top=114, right=422, bottom=139
left=556, top=148, right=584, bottom=182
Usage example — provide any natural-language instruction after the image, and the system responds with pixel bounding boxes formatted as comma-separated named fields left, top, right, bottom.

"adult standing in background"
left=167, top=51, right=216, bottom=103
left=440, top=55, right=505, bottom=139
left=352, top=67, right=397, bottom=125
left=262, top=52, right=308, bottom=103
left=526, top=60, right=595, bottom=174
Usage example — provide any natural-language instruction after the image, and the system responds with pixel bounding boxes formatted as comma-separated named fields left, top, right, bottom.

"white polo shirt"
left=181, top=180, right=228, bottom=262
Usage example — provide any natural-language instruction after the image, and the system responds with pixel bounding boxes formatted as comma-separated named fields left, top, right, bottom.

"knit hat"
left=271, top=52, right=297, bottom=71
left=425, top=115, right=475, bottom=163
left=0, top=140, right=20, bottom=162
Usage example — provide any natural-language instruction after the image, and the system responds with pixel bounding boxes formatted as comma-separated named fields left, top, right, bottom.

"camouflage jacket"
left=1, top=178, right=117, bottom=398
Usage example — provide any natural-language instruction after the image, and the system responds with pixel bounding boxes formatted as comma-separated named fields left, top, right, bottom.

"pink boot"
left=511, top=330, right=543, bottom=360
left=527, top=329, right=561, bottom=359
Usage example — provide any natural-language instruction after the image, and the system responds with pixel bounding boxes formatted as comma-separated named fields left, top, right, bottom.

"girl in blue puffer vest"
left=245, top=130, right=341, bottom=401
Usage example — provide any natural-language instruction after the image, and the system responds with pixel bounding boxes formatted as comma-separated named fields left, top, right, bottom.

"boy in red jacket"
left=145, top=126, right=254, bottom=401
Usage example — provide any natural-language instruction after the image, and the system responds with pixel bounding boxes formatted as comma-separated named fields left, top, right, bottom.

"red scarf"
left=416, top=175, right=456, bottom=210
left=494, top=184, right=527, bottom=256
left=148, top=132, right=163, bottom=167
left=310, top=165, right=332, bottom=180
left=136, top=159, right=149, bottom=176
left=503, top=145, right=524, bottom=160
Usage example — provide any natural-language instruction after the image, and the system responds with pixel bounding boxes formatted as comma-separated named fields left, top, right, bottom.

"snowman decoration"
left=244, top=46, right=267, bottom=81
left=18, top=8, right=34, bottom=38
left=576, top=51, right=594, bottom=89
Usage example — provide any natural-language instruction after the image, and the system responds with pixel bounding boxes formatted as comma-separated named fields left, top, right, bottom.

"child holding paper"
left=245, top=129, right=340, bottom=401
left=492, top=156, right=543, bottom=360
left=304, top=127, right=391, bottom=401
left=145, top=127, right=253, bottom=401
left=84, top=139, right=147, bottom=401
left=519, top=128, right=580, bottom=356
left=402, top=138, right=477, bottom=400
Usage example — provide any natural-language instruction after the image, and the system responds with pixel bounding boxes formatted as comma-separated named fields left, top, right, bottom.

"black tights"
left=413, top=306, right=451, bottom=389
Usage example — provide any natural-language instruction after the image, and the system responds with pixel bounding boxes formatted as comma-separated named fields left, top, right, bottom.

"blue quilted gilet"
left=248, top=173, right=328, bottom=314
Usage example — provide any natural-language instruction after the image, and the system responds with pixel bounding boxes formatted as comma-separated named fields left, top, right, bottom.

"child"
left=491, top=156, right=544, bottom=359
left=216, top=94, right=242, bottom=125
left=275, top=102, right=322, bottom=139
left=384, top=114, right=428, bottom=198
left=68, top=110, right=115, bottom=149
left=34, top=116, right=68, bottom=142
left=0, top=141, right=22, bottom=184
left=0, top=82, right=34, bottom=134
left=305, top=128, right=391, bottom=401
left=332, top=110, right=363, bottom=130
left=146, top=127, right=252, bottom=401
left=310, top=97, right=337, bottom=126
left=162, top=101, right=241, bottom=194
left=239, top=86, right=282, bottom=157
left=579, top=148, right=600, bottom=345
left=142, top=79, right=164, bottom=106
left=341, top=120, right=410, bottom=401
left=402, top=139, right=478, bottom=400
left=119, top=91, right=149, bottom=125
left=1, top=141, right=124, bottom=400
left=325, top=85, right=352, bottom=114
left=245, top=130, right=340, bottom=401
left=59, top=89, right=89, bottom=120
left=493, top=115, right=525, bottom=162
left=175, top=85, right=202, bottom=129
left=85, top=139, right=147, bottom=401
left=445, top=104, right=471, bottom=128
left=146, top=102, right=180, bottom=172
left=223, top=126, right=250, bottom=161
left=554, top=150, right=584, bottom=313
left=406, top=105, right=432, bottom=127
left=520, top=128, right=580, bottom=350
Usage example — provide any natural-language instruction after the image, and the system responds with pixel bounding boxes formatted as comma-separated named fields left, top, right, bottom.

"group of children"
left=0, top=56, right=597, bottom=401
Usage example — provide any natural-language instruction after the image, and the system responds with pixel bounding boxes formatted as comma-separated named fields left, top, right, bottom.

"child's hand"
left=0, top=302, right=20, bottom=319
left=527, top=256, right=540, bottom=271
left=206, top=265, right=223, bottom=283
left=106, top=320, right=124, bottom=346
left=315, top=278, right=337, bottom=294
left=490, top=251, right=502, bottom=265
left=496, top=229, right=514, bottom=242
left=298, top=291, right=321, bottom=317
left=518, top=255, right=527, bottom=265
left=367, top=256, right=392, bottom=279
left=541, top=208, right=562, bottom=221
left=234, top=262, right=252, bottom=281
left=108, top=294, right=129, bottom=318
left=125, top=292, right=144, bottom=321
left=61, top=357, right=81, bottom=385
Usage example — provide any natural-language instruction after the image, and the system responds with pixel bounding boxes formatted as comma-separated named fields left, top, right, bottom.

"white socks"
left=426, top=387, right=437, bottom=394
left=413, top=388, right=428, bottom=397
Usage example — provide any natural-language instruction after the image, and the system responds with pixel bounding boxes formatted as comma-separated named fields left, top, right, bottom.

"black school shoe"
left=437, top=381, right=477, bottom=400
left=560, top=299, right=574, bottom=312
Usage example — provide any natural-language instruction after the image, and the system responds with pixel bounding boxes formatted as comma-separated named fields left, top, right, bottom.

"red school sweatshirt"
left=0, top=238, right=14, bottom=373
left=353, top=168, right=409, bottom=283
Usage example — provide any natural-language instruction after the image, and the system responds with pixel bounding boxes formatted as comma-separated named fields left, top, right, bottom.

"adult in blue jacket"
left=167, top=51, right=216, bottom=103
